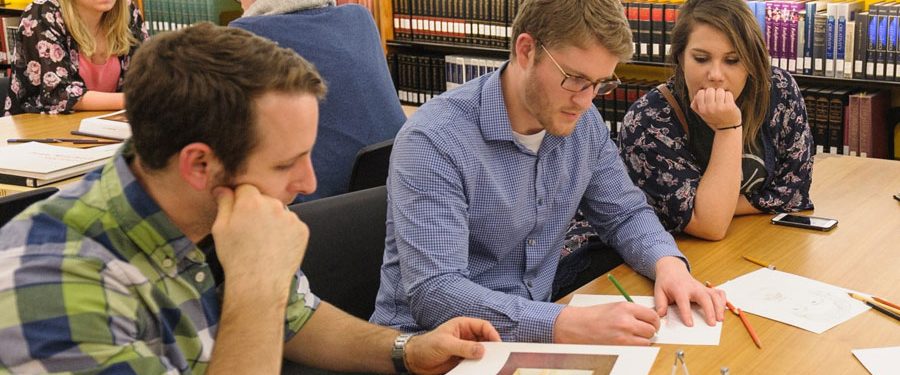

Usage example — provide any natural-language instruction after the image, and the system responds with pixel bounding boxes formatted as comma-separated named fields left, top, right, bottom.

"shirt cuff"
left=515, top=301, right=566, bottom=343
left=636, top=242, right=689, bottom=280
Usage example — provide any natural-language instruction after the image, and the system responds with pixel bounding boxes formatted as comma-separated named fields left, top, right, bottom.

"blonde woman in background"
left=5, top=0, right=148, bottom=115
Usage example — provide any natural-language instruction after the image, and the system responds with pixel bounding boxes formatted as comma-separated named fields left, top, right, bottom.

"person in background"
left=565, top=0, right=813, bottom=245
left=5, top=0, right=148, bottom=115
left=230, top=0, right=405, bottom=202
left=0, top=23, right=499, bottom=374
left=371, top=0, right=725, bottom=346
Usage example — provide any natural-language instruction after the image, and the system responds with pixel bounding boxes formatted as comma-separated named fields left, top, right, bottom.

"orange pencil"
left=733, top=306, right=763, bottom=349
left=706, top=281, right=763, bottom=349
left=873, top=296, right=900, bottom=312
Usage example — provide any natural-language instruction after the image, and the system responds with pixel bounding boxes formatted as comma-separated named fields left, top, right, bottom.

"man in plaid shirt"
left=0, top=23, right=498, bottom=374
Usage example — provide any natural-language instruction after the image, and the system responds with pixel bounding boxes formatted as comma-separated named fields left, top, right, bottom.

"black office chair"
left=347, top=139, right=393, bottom=192
left=0, top=187, right=59, bottom=227
left=0, top=77, right=9, bottom=113
left=288, top=185, right=388, bottom=320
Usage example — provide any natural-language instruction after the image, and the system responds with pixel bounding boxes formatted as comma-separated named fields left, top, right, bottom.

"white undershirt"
left=512, top=130, right=546, bottom=154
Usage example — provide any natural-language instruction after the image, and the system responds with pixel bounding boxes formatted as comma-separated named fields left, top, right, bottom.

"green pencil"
left=607, top=274, right=633, bottom=302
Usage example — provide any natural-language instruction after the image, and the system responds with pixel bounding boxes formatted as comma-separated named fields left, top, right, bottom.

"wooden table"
left=0, top=111, right=113, bottom=195
left=558, top=155, right=900, bottom=374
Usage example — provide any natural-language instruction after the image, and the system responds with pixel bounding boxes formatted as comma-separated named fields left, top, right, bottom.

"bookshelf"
left=380, top=0, right=900, bottom=160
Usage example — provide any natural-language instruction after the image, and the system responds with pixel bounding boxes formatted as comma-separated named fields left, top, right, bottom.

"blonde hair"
left=511, top=0, right=633, bottom=61
left=59, top=0, right=138, bottom=58
left=669, top=0, right=771, bottom=151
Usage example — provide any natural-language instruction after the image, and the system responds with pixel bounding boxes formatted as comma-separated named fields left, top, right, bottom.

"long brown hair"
left=669, top=0, right=770, bottom=150
left=59, top=0, right=138, bottom=58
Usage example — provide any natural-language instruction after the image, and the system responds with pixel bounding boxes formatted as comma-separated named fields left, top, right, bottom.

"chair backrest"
left=0, top=187, right=59, bottom=227
left=348, top=139, right=393, bottom=192
left=0, top=76, right=9, bottom=111
left=289, top=185, right=387, bottom=320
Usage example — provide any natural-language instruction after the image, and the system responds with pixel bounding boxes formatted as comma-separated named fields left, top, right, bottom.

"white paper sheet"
left=717, top=268, right=869, bottom=334
left=852, top=346, right=900, bottom=375
left=447, top=342, right=659, bottom=375
left=569, top=295, right=722, bottom=345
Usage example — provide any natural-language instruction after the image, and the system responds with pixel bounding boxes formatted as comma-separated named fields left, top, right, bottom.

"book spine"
left=837, top=16, right=846, bottom=78
left=804, top=2, right=816, bottom=75
left=854, top=12, right=867, bottom=79
left=814, top=14, right=827, bottom=76
left=815, top=92, right=831, bottom=152
left=651, top=2, right=664, bottom=62
left=844, top=20, right=855, bottom=79
left=664, top=3, right=676, bottom=60
left=826, top=15, right=835, bottom=77
left=0, top=173, right=38, bottom=188
left=827, top=92, right=847, bottom=155
left=626, top=2, right=639, bottom=62
left=877, top=5, right=889, bottom=80
left=638, top=2, right=651, bottom=62
left=848, top=93, right=860, bottom=154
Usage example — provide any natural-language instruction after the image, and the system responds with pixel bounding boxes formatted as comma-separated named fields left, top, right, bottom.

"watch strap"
left=391, top=333, right=415, bottom=374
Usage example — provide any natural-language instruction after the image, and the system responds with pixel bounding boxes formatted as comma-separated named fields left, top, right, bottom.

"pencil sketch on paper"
left=752, top=286, right=853, bottom=322
left=718, top=268, right=869, bottom=334
left=500, top=352, right=617, bottom=375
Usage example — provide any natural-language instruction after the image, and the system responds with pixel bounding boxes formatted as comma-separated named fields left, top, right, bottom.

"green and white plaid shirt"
left=0, top=144, right=318, bottom=374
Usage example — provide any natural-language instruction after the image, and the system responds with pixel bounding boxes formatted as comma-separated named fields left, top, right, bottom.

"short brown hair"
left=511, top=0, right=633, bottom=61
left=125, top=22, right=326, bottom=174
left=669, top=0, right=771, bottom=151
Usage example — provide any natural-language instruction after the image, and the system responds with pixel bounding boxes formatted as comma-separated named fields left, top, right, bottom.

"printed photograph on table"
left=501, top=352, right=617, bottom=375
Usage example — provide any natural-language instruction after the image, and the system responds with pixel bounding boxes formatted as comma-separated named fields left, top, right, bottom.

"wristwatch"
left=391, top=333, right=415, bottom=374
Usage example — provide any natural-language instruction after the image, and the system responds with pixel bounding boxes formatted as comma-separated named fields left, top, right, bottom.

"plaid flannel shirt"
left=0, top=143, right=319, bottom=374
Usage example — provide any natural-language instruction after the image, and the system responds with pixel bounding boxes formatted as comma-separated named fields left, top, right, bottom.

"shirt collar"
left=100, top=141, right=202, bottom=276
left=478, top=62, right=566, bottom=154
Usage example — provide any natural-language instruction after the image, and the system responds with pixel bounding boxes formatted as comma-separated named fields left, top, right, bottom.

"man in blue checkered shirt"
left=371, top=0, right=727, bottom=345
left=0, top=24, right=501, bottom=374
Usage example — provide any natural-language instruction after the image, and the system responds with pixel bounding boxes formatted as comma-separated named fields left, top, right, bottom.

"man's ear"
left=177, top=143, right=220, bottom=191
left=513, top=33, right=538, bottom=69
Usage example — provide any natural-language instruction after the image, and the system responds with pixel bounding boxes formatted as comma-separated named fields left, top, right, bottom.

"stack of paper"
left=0, top=142, right=119, bottom=187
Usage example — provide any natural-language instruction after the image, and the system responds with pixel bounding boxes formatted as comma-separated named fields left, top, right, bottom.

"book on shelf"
left=857, top=90, right=891, bottom=159
left=0, top=142, right=119, bottom=187
left=78, top=110, right=130, bottom=140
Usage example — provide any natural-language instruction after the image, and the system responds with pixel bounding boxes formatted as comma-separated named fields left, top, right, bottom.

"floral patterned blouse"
left=564, top=67, right=814, bottom=252
left=4, top=0, right=149, bottom=115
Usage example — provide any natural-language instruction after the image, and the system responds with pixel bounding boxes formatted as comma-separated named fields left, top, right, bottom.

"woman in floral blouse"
left=5, top=0, right=148, bottom=115
left=565, top=0, right=813, bottom=248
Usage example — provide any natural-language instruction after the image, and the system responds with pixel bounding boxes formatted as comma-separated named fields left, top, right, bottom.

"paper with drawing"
left=569, top=295, right=722, bottom=345
left=717, top=268, right=868, bottom=334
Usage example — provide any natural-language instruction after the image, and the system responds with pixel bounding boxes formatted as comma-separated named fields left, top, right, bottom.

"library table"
left=0, top=111, right=113, bottom=195
left=557, top=155, right=900, bottom=374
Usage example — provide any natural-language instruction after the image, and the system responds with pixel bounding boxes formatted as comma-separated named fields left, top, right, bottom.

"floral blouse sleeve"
left=745, top=68, right=814, bottom=213
left=618, top=88, right=700, bottom=232
left=4, top=0, right=148, bottom=115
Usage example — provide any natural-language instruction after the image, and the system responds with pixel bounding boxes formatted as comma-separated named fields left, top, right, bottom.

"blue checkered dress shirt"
left=370, top=63, right=685, bottom=342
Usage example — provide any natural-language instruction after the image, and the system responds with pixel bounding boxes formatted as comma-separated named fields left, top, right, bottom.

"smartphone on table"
left=771, top=213, right=838, bottom=231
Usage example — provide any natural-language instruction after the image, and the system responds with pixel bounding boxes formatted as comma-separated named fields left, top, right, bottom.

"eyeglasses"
left=540, top=44, right=620, bottom=97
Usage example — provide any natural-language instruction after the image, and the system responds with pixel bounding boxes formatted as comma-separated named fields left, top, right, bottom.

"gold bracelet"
left=717, top=124, right=742, bottom=131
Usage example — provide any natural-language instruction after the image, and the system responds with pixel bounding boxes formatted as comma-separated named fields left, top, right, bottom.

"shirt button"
left=537, top=198, right=543, bottom=205
left=526, top=280, right=533, bottom=288
left=194, top=272, right=206, bottom=283
left=161, top=258, right=174, bottom=268
left=528, top=239, right=535, bottom=246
